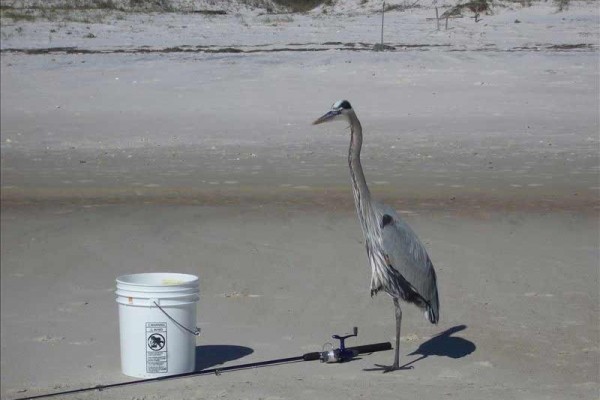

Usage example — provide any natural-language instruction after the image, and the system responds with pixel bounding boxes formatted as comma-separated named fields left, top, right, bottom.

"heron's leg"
left=392, top=297, right=402, bottom=368
left=372, top=297, right=411, bottom=372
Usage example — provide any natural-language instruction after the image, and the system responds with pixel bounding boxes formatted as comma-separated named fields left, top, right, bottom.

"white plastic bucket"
left=116, top=272, right=200, bottom=378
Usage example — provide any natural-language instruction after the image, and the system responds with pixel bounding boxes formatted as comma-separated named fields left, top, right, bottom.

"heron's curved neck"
left=348, top=112, right=375, bottom=234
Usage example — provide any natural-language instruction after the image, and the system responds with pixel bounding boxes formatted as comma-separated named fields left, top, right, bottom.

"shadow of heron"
left=400, top=324, right=476, bottom=369
left=363, top=324, right=475, bottom=372
left=195, top=345, right=254, bottom=372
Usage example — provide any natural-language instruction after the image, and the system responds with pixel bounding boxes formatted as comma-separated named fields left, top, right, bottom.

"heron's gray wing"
left=377, top=205, right=439, bottom=323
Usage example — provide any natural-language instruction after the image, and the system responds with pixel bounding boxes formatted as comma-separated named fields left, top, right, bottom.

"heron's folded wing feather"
left=380, top=212, right=439, bottom=313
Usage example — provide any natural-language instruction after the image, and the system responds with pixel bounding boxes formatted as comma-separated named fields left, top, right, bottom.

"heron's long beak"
left=312, top=109, right=341, bottom=125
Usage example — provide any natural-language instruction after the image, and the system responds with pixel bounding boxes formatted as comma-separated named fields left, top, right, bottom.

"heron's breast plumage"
left=366, top=237, right=394, bottom=296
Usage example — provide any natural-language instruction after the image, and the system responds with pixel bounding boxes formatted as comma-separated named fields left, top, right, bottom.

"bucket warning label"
left=146, top=322, right=167, bottom=373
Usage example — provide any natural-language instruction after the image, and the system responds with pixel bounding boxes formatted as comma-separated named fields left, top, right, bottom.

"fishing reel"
left=320, top=327, right=359, bottom=363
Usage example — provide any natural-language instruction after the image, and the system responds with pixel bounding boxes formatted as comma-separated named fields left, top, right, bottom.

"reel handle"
left=332, top=326, right=358, bottom=350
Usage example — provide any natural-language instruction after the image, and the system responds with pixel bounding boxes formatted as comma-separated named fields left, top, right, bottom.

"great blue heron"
left=313, top=100, right=440, bottom=372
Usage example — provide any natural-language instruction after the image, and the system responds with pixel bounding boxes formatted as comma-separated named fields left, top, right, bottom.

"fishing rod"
left=16, top=328, right=390, bottom=400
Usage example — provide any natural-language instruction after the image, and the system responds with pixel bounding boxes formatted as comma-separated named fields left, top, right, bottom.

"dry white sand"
left=1, top=1, right=599, bottom=399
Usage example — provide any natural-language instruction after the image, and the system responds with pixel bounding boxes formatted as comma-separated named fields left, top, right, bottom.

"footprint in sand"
left=439, top=368, right=462, bottom=378
left=400, top=333, right=420, bottom=342
left=524, top=292, right=554, bottom=297
left=58, top=301, right=89, bottom=313
left=68, top=338, right=96, bottom=345
left=33, top=335, right=65, bottom=343
left=474, top=360, right=493, bottom=367
left=221, top=291, right=261, bottom=298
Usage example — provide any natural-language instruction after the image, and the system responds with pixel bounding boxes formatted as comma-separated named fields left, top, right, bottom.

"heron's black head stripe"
left=339, top=100, right=352, bottom=109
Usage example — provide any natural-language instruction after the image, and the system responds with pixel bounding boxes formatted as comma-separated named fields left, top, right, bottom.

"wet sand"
left=2, top=50, right=598, bottom=212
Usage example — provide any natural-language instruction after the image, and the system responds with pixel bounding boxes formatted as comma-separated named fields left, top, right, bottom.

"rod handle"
left=302, top=352, right=321, bottom=361
left=349, top=342, right=392, bottom=354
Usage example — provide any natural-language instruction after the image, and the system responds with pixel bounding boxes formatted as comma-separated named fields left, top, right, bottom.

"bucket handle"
left=153, top=300, right=201, bottom=336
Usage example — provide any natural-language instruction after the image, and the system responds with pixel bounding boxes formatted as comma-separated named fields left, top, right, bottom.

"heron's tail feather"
left=426, top=305, right=438, bottom=324
left=426, top=285, right=440, bottom=324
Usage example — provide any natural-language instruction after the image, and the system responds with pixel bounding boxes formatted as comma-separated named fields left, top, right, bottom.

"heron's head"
left=312, top=100, right=353, bottom=125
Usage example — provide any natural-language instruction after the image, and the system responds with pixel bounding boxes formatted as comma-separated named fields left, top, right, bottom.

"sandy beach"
left=1, top=1, right=599, bottom=399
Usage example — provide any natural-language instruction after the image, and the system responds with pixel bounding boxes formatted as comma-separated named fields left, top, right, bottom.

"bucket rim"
left=115, top=289, right=199, bottom=299
left=115, top=296, right=199, bottom=306
left=116, top=272, right=199, bottom=287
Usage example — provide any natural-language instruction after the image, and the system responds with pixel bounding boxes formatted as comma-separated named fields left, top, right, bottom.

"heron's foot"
left=364, top=364, right=414, bottom=373
left=379, top=363, right=414, bottom=373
